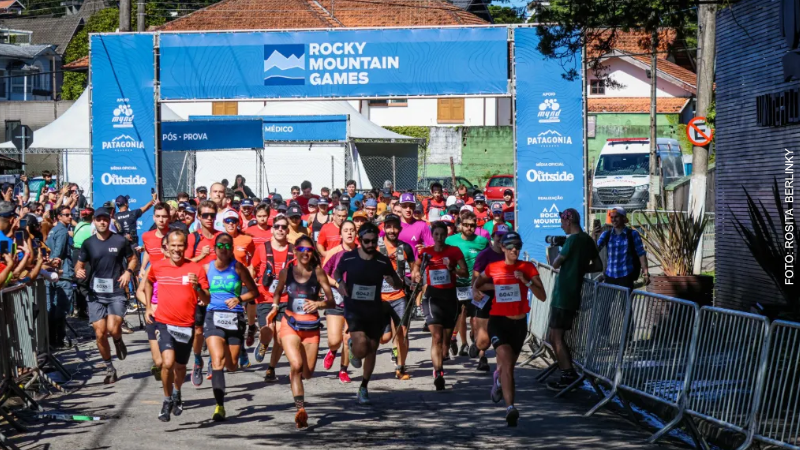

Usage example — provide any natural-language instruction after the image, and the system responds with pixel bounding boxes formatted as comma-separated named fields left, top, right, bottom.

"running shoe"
left=158, top=399, right=173, bottom=422
left=458, top=344, right=469, bottom=357
left=546, top=373, right=580, bottom=392
left=422, top=322, right=429, bottom=333
left=491, top=370, right=503, bottom=403
left=150, top=364, right=161, bottom=381
left=468, top=343, right=479, bottom=359
left=121, top=322, right=134, bottom=335
left=443, top=353, right=451, bottom=362
left=357, top=386, right=370, bottom=405
left=323, top=350, right=336, bottom=370
left=172, top=390, right=184, bottom=416
left=255, top=343, right=267, bottom=363
left=245, top=325, right=256, bottom=347
left=434, top=370, right=445, bottom=391
left=191, top=358, right=204, bottom=387
left=477, top=356, right=490, bottom=372
left=264, top=367, right=277, bottom=382
left=506, top=406, right=519, bottom=427
left=212, top=405, right=226, bottom=422
left=449, top=338, right=458, bottom=356
left=348, top=338, right=362, bottom=369
left=295, top=408, right=308, bottom=429
left=391, top=347, right=398, bottom=363
left=395, top=369, right=410, bottom=381
left=239, top=349, right=251, bottom=369
left=113, top=339, right=127, bottom=361
left=206, top=357, right=213, bottom=380
left=103, top=366, right=118, bottom=385
left=338, top=370, right=351, bottom=384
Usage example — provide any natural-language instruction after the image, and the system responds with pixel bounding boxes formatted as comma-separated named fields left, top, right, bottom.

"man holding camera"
left=547, top=208, right=603, bottom=391
left=596, top=207, right=650, bottom=289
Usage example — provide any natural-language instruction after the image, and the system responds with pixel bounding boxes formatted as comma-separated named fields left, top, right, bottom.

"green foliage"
left=384, top=126, right=430, bottom=148
left=489, top=5, right=524, bottom=24
left=61, top=5, right=165, bottom=100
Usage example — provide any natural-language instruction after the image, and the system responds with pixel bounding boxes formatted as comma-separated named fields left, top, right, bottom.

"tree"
left=489, top=5, right=524, bottom=24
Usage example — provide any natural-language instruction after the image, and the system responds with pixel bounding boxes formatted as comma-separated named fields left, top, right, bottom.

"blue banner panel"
left=159, top=28, right=509, bottom=100
left=189, top=115, right=348, bottom=142
left=90, top=33, right=156, bottom=239
left=161, top=119, right=264, bottom=151
left=514, top=28, right=584, bottom=260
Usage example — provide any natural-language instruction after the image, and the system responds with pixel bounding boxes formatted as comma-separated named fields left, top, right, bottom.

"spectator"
left=45, top=205, right=75, bottom=347
left=232, top=174, right=256, bottom=199
left=195, top=186, right=208, bottom=204
left=176, top=192, right=190, bottom=203
left=596, top=207, right=650, bottom=289
left=345, top=180, right=363, bottom=214
left=548, top=208, right=602, bottom=391
left=221, top=178, right=229, bottom=188
left=31, top=202, right=45, bottom=223
left=36, top=170, right=57, bottom=201
left=72, top=207, right=94, bottom=319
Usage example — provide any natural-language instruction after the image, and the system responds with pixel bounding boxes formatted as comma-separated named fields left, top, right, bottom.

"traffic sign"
left=11, top=125, right=33, bottom=151
left=686, top=117, right=713, bottom=146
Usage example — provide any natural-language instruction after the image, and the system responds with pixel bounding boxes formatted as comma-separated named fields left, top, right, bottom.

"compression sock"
left=211, top=370, right=225, bottom=406
left=360, top=379, right=369, bottom=388
left=103, top=358, right=114, bottom=370
left=194, top=353, right=202, bottom=365
left=294, top=395, right=305, bottom=410
left=396, top=365, right=405, bottom=372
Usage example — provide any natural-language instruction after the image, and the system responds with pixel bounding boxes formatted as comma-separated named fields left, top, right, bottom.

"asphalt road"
left=7, top=317, right=688, bottom=450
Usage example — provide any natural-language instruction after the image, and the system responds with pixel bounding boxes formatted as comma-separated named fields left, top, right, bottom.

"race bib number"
left=93, top=277, right=114, bottom=294
left=472, top=294, right=490, bottom=309
left=504, top=211, right=514, bottom=222
left=496, top=284, right=522, bottom=303
left=213, top=312, right=238, bottom=330
left=381, top=279, right=396, bottom=293
left=456, top=286, right=473, bottom=301
left=291, top=298, right=306, bottom=314
left=166, top=324, right=192, bottom=343
left=429, top=269, right=450, bottom=287
left=332, top=289, right=344, bottom=306
left=269, top=279, right=279, bottom=294
left=352, top=284, right=376, bottom=301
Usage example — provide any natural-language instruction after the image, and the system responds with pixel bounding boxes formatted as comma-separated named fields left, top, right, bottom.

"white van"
left=591, top=137, right=685, bottom=211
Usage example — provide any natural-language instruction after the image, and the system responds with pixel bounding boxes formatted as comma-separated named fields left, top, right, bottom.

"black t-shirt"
left=114, top=208, right=144, bottom=240
left=335, top=249, right=395, bottom=314
left=78, top=233, right=133, bottom=299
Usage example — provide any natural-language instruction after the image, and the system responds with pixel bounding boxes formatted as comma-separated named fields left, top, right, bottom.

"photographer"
left=596, top=207, right=650, bottom=289
left=546, top=208, right=603, bottom=392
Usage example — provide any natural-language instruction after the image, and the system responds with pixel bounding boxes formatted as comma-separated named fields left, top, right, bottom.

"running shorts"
left=154, top=321, right=195, bottom=365
left=203, top=310, right=246, bottom=346
left=87, top=295, right=127, bottom=324
left=422, top=289, right=459, bottom=330
left=256, top=302, right=287, bottom=328
left=383, top=298, right=407, bottom=334
left=489, top=315, right=527, bottom=355
left=345, top=308, right=386, bottom=342
left=279, top=316, right=321, bottom=344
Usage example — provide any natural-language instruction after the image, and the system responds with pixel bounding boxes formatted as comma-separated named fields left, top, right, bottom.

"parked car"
left=415, top=176, right=479, bottom=197
left=484, top=175, right=513, bottom=201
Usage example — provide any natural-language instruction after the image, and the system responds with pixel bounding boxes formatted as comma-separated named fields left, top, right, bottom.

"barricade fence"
left=525, top=257, right=800, bottom=450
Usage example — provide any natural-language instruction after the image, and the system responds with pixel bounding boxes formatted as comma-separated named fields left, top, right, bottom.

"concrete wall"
left=0, top=99, right=75, bottom=136
left=587, top=58, right=692, bottom=98
left=423, top=126, right=513, bottom=187
left=588, top=112, right=684, bottom=169
left=362, top=98, right=510, bottom=127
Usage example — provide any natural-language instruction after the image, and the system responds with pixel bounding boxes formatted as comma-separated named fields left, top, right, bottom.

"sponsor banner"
left=159, top=28, right=508, bottom=99
left=90, top=34, right=156, bottom=239
left=188, top=115, right=348, bottom=142
left=161, top=119, right=264, bottom=151
left=514, top=28, right=584, bottom=260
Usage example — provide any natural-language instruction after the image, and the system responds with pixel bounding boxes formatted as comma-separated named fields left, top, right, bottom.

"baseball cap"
left=399, top=192, right=415, bottom=204
left=184, top=205, right=197, bottom=215
left=381, top=188, right=392, bottom=197
left=222, top=210, right=239, bottom=221
left=414, top=202, right=424, bottom=214
left=115, top=195, right=129, bottom=206
left=308, top=198, right=319, bottom=207
left=492, top=224, right=510, bottom=236
left=474, top=193, right=486, bottom=203
left=287, top=205, right=302, bottom=217
left=491, top=202, right=503, bottom=213
left=271, top=193, right=283, bottom=204
left=340, top=195, right=351, bottom=204
left=80, top=207, right=94, bottom=217
left=241, top=199, right=254, bottom=208
left=261, top=197, right=272, bottom=205
left=0, top=201, right=16, bottom=217
left=447, top=204, right=460, bottom=215
left=102, top=201, right=115, bottom=210
left=561, top=208, right=582, bottom=224
left=178, top=202, right=189, bottom=210
left=196, top=186, right=207, bottom=193
left=318, top=197, right=329, bottom=206
left=460, top=205, right=474, bottom=213
left=167, top=200, right=179, bottom=210
left=352, top=211, right=368, bottom=220
left=503, top=189, right=514, bottom=196
left=383, top=213, right=401, bottom=225
left=502, top=231, right=522, bottom=246
left=94, top=207, right=111, bottom=218
left=365, top=199, right=378, bottom=208
left=440, top=214, right=455, bottom=224
left=612, top=207, right=627, bottom=217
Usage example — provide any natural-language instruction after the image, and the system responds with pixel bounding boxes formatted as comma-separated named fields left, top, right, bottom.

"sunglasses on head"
left=273, top=224, right=288, bottom=230
left=295, top=246, right=314, bottom=253
left=223, top=218, right=239, bottom=224
left=200, top=213, right=215, bottom=219
left=216, top=242, right=232, bottom=250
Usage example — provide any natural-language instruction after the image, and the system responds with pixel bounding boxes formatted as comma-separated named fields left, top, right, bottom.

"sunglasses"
left=296, top=246, right=314, bottom=253
left=504, top=243, right=522, bottom=250
left=216, top=243, right=232, bottom=250
left=291, top=191, right=300, bottom=195
left=200, top=213, right=215, bottom=220
left=360, top=238, right=378, bottom=245
left=223, top=218, right=239, bottom=224
left=273, top=224, right=288, bottom=230
left=461, top=222, right=476, bottom=228
left=59, top=213, right=71, bottom=217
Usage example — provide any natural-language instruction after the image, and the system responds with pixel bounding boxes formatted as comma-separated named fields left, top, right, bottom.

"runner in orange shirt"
left=316, top=204, right=348, bottom=257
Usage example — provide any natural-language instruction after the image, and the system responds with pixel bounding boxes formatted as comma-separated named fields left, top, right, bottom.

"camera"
left=545, top=235, right=567, bottom=246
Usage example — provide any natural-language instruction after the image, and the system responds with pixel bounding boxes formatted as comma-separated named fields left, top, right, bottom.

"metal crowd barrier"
left=521, top=261, right=556, bottom=367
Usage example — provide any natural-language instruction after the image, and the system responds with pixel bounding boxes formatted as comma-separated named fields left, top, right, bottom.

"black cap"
left=308, top=198, right=319, bottom=207
left=102, top=201, right=114, bottom=210
left=115, top=195, right=128, bottom=206
left=276, top=203, right=288, bottom=212
left=381, top=188, right=392, bottom=197
left=383, top=213, right=402, bottom=226
left=502, top=231, right=522, bottom=246
left=272, top=193, right=283, bottom=203
left=94, top=207, right=111, bottom=218
left=196, top=186, right=207, bottom=193
left=261, top=197, right=272, bottom=205
left=447, top=204, right=460, bottom=214
left=503, top=188, right=514, bottom=196
left=287, top=205, right=303, bottom=218
left=340, top=195, right=351, bottom=204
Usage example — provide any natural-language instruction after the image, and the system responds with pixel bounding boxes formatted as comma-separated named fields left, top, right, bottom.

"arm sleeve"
left=632, top=230, right=646, bottom=257
left=135, top=209, right=144, bottom=220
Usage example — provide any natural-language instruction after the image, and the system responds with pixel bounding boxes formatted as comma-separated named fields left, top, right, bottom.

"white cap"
left=445, top=195, right=457, bottom=207
left=440, top=214, right=455, bottom=223
left=460, top=205, right=474, bottom=212
left=222, top=210, right=239, bottom=221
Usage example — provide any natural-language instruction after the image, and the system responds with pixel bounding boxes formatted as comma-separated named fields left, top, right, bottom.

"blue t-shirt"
left=349, top=193, right=364, bottom=213
left=207, top=260, right=243, bottom=312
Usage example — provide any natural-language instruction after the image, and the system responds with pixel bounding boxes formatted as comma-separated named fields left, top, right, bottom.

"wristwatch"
left=236, top=295, right=243, bottom=304
left=126, top=268, right=134, bottom=275
left=525, top=280, right=533, bottom=288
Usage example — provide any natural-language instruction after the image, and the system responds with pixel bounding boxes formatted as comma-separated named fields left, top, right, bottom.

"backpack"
left=379, top=239, right=407, bottom=279
left=261, top=241, right=295, bottom=289
left=191, top=231, right=202, bottom=257
left=626, top=227, right=642, bottom=279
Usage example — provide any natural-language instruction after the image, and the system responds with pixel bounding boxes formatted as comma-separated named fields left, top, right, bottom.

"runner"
left=183, top=205, right=197, bottom=232
left=501, top=190, right=515, bottom=229
left=143, top=230, right=210, bottom=422
left=266, top=234, right=334, bottom=429
left=473, top=231, right=545, bottom=426
left=445, top=210, right=489, bottom=359
left=352, top=211, right=368, bottom=232
left=135, top=235, right=168, bottom=381
left=286, top=205, right=306, bottom=244
left=378, top=214, right=415, bottom=380
left=364, top=199, right=378, bottom=223
left=470, top=224, right=509, bottom=372
left=308, top=197, right=330, bottom=243
left=316, top=204, right=348, bottom=257
left=473, top=194, right=491, bottom=228
left=295, top=180, right=319, bottom=214
left=345, top=180, right=363, bottom=214
left=238, top=198, right=255, bottom=230
left=321, top=220, right=358, bottom=382
left=139, top=204, right=172, bottom=379
left=195, top=186, right=208, bottom=204
left=203, top=233, right=258, bottom=421
left=377, top=189, right=392, bottom=215
left=246, top=204, right=273, bottom=246
left=220, top=210, right=255, bottom=369
left=74, top=207, right=137, bottom=385
left=411, top=221, right=467, bottom=391
left=483, top=203, right=512, bottom=234
left=185, top=200, right=222, bottom=386
left=250, top=214, right=294, bottom=382
left=332, top=222, right=403, bottom=404
left=397, top=193, right=434, bottom=258
left=422, top=182, right=446, bottom=223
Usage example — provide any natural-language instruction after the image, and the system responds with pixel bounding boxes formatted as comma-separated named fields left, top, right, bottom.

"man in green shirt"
left=483, top=203, right=512, bottom=234
left=71, top=207, right=95, bottom=319
left=445, top=210, right=489, bottom=357
left=548, top=208, right=602, bottom=392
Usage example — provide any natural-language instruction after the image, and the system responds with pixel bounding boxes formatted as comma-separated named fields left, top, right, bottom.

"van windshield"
left=595, top=154, right=649, bottom=176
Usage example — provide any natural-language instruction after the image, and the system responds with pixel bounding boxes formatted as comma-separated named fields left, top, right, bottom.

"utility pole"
left=691, top=3, right=717, bottom=274
left=119, top=0, right=131, bottom=32
left=137, top=0, right=145, bottom=32
left=648, top=28, right=659, bottom=209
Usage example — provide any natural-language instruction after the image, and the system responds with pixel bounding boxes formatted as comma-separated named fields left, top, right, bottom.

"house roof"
left=0, top=15, right=82, bottom=55
left=0, top=43, right=55, bottom=59
left=587, top=28, right=677, bottom=59
left=629, top=53, right=697, bottom=91
left=588, top=97, right=690, bottom=114
left=63, top=54, right=87, bottom=70
left=449, top=0, right=492, bottom=23
left=158, top=0, right=487, bottom=32
left=0, top=0, right=23, bottom=10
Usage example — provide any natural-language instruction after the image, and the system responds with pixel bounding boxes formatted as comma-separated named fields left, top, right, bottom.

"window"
left=488, top=177, right=513, bottom=188
left=212, top=102, right=238, bottom=115
left=10, top=71, right=31, bottom=95
left=437, top=98, right=464, bottom=124
left=590, top=79, right=605, bottom=95
left=368, top=99, right=408, bottom=107
left=588, top=115, right=596, bottom=138
left=0, top=70, right=6, bottom=98
left=5, top=121, right=20, bottom=141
